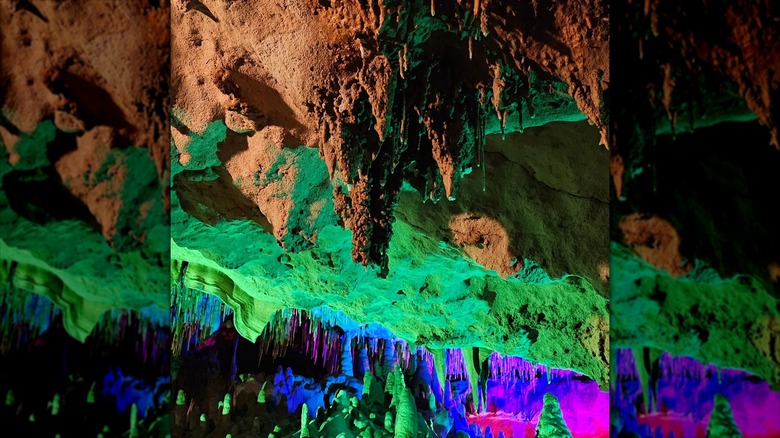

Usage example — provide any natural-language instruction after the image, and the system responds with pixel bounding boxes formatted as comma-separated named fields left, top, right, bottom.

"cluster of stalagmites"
left=311, top=0, right=606, bottom=270
left=1, top=371, right=169, bottom=437
left=174, top=308, right=580, bottom=438
left=174, top=348, right=573, bottom=438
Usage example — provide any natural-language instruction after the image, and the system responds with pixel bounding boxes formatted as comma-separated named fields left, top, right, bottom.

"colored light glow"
left=614, top=348, right=780, bottom=438
left=184, top=297, right=609, bottom=437
left=467, top=354, right=608, bottom=437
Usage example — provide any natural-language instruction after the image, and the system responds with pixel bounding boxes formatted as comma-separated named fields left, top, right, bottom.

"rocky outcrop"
left=171, top=0, right=608, bottom=269
left=171, top=0, right=610, bottom=386
left=610, top=0, right=780, bottom=394
left=0, top=1, right=170, bottom=341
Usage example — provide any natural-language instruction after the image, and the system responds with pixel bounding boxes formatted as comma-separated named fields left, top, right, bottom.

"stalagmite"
left=129, top=403, right=139, bottom=438
left=258, top=381, right=267, bottom=403
left=706, top=394, right=743, bottom=438
left=300, top=403, right=311, bottom=437
left=176, top=389, right=186, bottom=406
left=49, top=393, right=60, bottom=416
left=87, top=381, right=96, bottom=404
left=222, top=393, right=231, bottom=415
left=394, top=388, right=419, bottom=438
left=362, top=370, right=380, bottom=406
left=384, top=411, right=394, bottom=432
left=390, top=367, right=406, bottom=409
left=535, top=393, right=573, bottom=438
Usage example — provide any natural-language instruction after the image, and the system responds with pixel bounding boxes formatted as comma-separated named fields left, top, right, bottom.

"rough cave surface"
left=0, top=2, right=172, bottom=435
left=610, top=1, right=780, bottom=437
left=0, top=1, right=171, bottom=341
left=170, top=0, right=610, bottom=392
left=171, top=306, right=608, bottom=437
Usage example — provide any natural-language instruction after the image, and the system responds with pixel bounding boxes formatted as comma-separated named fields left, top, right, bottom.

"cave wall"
left=0, top=1, right=170, bottom=340
left=170, top=0, right=610, bottom=387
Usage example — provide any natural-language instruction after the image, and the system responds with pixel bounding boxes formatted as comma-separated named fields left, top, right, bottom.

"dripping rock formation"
left=610, top=0, right=780, bottom=390
left=170, top=0, right=610, bottom=387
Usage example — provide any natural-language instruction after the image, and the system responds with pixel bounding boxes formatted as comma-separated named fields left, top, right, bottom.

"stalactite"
left=171, top=284, right=231, bottom=354
left=462, top=347, right=481, bottom=412
left=0, top=284, right=61, bottom=352
left=382, top=339, right=398, bottom=376
left=432, top=348, right=447, bottom=396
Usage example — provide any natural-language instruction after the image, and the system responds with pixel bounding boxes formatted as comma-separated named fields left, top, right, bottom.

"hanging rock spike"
left=632, top=347, right=651, bottom=414
left=462, top=347, right=481, bottom=412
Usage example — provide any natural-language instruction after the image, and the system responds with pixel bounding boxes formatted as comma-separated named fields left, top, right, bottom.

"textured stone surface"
left=171, top=0, right=608, bottom=269
left=170, top=0, right=610, bottom=386
left=611, top=0, right=780, bottom=200
left=610, top=0, right=780, bottom=391
left=170, top=121, right=611, bottom=384
left=0, top=0, right=170, bottom=340
left=611, top=244, right=780, bottom=390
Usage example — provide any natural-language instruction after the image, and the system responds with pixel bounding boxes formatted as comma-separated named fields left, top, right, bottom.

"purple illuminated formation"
left=184, top=307, right=609, bottom=437
left=613, top=348, right=780, bottom=438
left=471, top=353, right=608, bottom=437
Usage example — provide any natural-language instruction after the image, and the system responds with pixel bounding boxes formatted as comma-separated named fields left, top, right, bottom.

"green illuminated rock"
left=0, top=120, right=168, bottom=341
left=394, top=388, right=419, bottom=438
left=300, top=403, right=311, bottom=437
left=176, top=389, right=186, bottom=406
left=535, top=393, right=573, bottom=438
left=612, top=243, right=780, bottom=388
left=706, top=394, right=743, bottom=438
left=169, top=0, right=609, bottom=390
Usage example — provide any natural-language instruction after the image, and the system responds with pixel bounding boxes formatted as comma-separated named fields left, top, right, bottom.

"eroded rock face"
left=172, top=0, right=608, bottom=269
left=611, top=0, right=780, bottom=201
left=171, top=0, right=609, bottom=385
left=170, top=121, right=610, bottom=383
left=610, top=0, right=780, bottom=390
left=0, top=1, right=170, bottom=340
